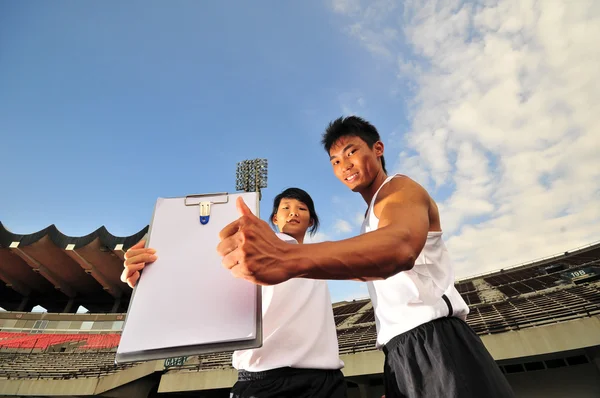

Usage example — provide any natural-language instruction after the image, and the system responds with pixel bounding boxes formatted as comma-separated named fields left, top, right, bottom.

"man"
left=217, top=116, right=515, bottom=397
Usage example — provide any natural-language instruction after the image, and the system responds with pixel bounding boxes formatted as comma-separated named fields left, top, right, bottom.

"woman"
left=122, top=188, right=347, bottom=398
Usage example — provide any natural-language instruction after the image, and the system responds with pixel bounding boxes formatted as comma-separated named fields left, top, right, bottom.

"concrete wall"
left=343, top=360, right=600, bottom=398
left=0, top=360, right=158, bottom=397
left=481, top=316, right=600, bottom=361
left=158, top=368, right=238, bottom=392
left=506, top=363, right=600, bottom=398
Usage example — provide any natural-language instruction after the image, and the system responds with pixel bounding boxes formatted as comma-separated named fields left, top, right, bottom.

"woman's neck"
left=282, top=231, right=304, bottom=244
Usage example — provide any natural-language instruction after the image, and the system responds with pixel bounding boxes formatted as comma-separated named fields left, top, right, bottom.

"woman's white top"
left=232, top=233, right=344, bottom=371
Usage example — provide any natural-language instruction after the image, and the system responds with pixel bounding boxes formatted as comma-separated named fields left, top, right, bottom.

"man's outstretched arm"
left=291, top=179, right=430, bottom=281
left=217, top=178, right=431, bottom=285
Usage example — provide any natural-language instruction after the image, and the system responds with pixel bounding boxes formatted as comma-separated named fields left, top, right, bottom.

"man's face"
left=329, top=136, right=384, bottom=192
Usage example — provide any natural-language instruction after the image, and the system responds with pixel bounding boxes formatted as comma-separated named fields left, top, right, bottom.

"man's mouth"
left=345, top=172, right=358, bottom=183
left=287, top=219, right=300, bottom=224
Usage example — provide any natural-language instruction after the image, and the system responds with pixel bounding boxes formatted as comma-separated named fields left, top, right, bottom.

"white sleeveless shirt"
left=362, top=175, right=469, bottom=347
left=232, top=233, right=344, bottom=372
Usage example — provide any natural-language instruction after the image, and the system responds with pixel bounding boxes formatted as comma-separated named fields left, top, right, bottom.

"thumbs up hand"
left=235, top=195, right=257, bottom=218
left=217, top=197, right=297, bottom=285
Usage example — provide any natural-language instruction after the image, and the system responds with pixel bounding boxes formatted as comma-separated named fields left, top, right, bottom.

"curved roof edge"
left=0, top=222, right=149, bottom=250
left=456, top=239, right=600, bottom=283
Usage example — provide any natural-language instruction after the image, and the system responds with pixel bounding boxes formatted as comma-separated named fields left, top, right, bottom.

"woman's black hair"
left=269, top=187, right=320, bottom=236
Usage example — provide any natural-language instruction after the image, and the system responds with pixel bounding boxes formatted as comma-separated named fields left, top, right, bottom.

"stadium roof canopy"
left=0, top=223, right=147, bottom=313
left=1, top=221, right=599, bottom=313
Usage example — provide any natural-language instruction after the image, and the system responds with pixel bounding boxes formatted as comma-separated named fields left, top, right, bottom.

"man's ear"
left=272, top=215, right=279, bottom=225
left=374, top=141, right=384, bottom=157
left=309, top=218, right=314, bottom=227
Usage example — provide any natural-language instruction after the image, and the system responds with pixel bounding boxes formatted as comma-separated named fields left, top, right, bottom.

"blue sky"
left=1, top=1, right=598, bottom=304
left=0, top=1, right=404, bottom=302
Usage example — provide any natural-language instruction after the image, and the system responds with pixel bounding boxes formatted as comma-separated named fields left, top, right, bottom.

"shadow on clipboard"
left=115, top=192, right=262, bottom=364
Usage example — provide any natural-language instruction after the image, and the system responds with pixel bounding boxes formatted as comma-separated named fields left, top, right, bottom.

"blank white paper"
left=117, top=192, right=259, bottom=355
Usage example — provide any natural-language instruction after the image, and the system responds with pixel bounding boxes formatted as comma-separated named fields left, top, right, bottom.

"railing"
left=0, top=327, right=121, bottom=334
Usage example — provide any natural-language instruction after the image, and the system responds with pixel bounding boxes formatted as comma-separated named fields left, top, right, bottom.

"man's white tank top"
left=362, top=174, right=469, bottom=347
left=232, top=233, right=344, bottom=372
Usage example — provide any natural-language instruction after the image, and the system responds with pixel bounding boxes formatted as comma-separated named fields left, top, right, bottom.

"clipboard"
left=115, top=192, right=262, bottom=364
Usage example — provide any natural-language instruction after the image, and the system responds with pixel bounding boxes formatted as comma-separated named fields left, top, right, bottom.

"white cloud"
left=353, top=211, right=364, bottom=227
left=338, top=91, right=366, bottom=115
left=331, top=0, right=401, bottom=59
left=330, top=0, right=600, bottom=278
left=330, top=0, right=361, bottom=15
left=334, top=219, right=353, bottom=233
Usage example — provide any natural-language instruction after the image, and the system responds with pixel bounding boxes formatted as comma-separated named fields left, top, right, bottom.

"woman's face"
left=272, top=198, right=313, bottom=238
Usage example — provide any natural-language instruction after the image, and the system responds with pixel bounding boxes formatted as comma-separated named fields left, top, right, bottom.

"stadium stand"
left=0, top=331, right=121, bottom=351
left=1, top=222, right=599, bottom=397
left=0, top=351, right=134, bottom=379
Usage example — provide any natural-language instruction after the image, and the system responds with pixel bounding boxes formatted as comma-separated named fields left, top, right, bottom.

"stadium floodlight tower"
left=236, top=158, right=268, bottom=200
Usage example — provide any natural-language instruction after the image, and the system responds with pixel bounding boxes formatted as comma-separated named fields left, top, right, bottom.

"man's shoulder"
left=373, top=174, right=441, bottom=230
left=377, top=175, right=431, bottom=202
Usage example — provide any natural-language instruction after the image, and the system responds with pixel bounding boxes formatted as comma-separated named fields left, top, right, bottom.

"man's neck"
left=360, top=171, right=389, bottom=204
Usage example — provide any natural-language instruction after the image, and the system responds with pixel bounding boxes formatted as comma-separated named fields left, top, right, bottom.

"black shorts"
left=383, top=317, right=515, bottom=398
left=231, top=367, right=347, bottom=398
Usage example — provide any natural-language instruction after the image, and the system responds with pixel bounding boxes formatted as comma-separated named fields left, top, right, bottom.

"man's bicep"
left=377, top=186, right=430, bottom=254
left=378, top=199, right=430, bottom=234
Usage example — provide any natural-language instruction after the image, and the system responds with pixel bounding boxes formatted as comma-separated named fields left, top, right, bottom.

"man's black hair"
left=321, top=115, right=387, bottom=174
left=269, top=187, right=320, bottom=236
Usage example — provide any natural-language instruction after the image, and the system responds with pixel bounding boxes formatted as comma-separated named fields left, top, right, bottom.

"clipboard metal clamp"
left=184, top=192, right=229, bottom=225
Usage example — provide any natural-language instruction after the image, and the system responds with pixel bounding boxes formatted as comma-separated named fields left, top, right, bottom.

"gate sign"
left=164, top=356, right=187, bottom=368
